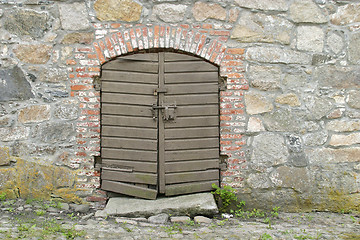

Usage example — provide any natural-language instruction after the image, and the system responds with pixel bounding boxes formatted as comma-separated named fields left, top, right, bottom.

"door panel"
left=101, top=52, right=220, bottom=199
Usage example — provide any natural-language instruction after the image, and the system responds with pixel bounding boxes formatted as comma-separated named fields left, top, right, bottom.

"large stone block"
left=94, top=0, right=142, bottom=22
left=248, top=65, right=282, bottom=91
left=244, top=92, right=273, bottom=115
left=18, top=105, right=51, bottom=124
left=192, top=2, right=226, bottom=21
left=38, top=68, right=67, bottom=83
left=349, top=32, right=360, bottom=64
left=231, top=12, right=293, bottom=44
left=297, top=26, right=324, bottom=52
left=326, top=120, right=360, bottom=132
left=306, top=147, right=360, bottom=164
left=270, top=166, right=310, bottom=193
left=275, top=93, right=301, bottom=107
left=234, top=0, right=288, bottom=11
left=290, top=0, right=327, bottom=23
left=153, top=3, right=187, bottom=23
left=303, top=131, right=328, bottom=146
left=251, top=133, right=289, bottom=169
left=329, top=133, right=360, bottom=146
left=304, top=96, right=334, bottom=120
left=0, top=146, right=10, bottom=166
left=327, top=32, right=344, bottom=55
left=34, top=122, right=74, bottom=144
left=61, top=32, right=94, bottom=45
left=14, top=44, right=52, bottom=64
left=54, top=100, right=78, bottom=120
left=330, top=3, right=360, bottom=25
left=0, top=66, right=34, bottom=102
left=313, top=66, right=360, bottom=89
left=247, top=173, right=271, bottom=189
left=347, top=90, right=360, bottom=109
left=246, top=117, right=265, bottom=133
left=0, top=126, right=30, bottom=142
left=263, top=108, right=302, bottom=132
left=59, top=2, right=90, bottom=30
left=3, top=9, right=49, bottom=39
left=246, top=47, right=311, bottom=64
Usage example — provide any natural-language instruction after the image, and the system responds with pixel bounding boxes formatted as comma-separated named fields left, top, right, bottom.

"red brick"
left=220, top=115, right=232, bottom=121
left=226, top=48, right=245, bottom=55
left=93, top=42, right=105, bottom=64
left=202, top=23, right=213, bottom=29
left=66, top=59, right=76, bottom=65
left=71, top=85, right=93, bottom=91
left=220, top=109, right=244, bottom=115
left=210, top=30, right=230, bottom=36
left=111, top=23, right=121, bottom=28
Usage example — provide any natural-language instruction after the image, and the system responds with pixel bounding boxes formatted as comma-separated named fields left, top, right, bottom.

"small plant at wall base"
left=211, top=184, right=245, bottom=213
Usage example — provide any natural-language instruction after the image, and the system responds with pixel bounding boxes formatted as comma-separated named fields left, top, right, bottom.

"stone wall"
left=0, top=0, right=359, bottom=212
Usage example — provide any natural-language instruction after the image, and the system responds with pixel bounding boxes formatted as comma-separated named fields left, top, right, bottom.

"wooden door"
left=100, top=52, right=219, bottom=199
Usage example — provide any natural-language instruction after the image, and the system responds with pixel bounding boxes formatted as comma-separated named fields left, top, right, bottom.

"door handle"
left=152, top=103, right=177, bottom=121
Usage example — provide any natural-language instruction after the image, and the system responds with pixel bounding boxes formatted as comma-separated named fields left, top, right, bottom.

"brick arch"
left=67, top=23, right=247, bottom=196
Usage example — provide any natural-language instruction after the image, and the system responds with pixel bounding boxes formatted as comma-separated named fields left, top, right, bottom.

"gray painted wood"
left=102, top=180, right=157, bottom=199
left=101, top=71, right=158, bottom=84
left=165, top=170, right=219, bottom=184
left=165, top=127, right=218, bottom=139
left=165, top=159, right=219, bottom=173
left=164, top=149, right=219, bottom=161
left=165, top=180, right=218, bottom=196
left=102, top=170, right=157, bottom=185
left=102, top=104, right=153, bottom=117
left=165, top=72, right=218, bottom=84
left=101, top=148, right=157, bottom=162
left=102, top=137, right=157, bottom=150
left=103, top=159, right=157, bottom=173
left=102, top=126, right=157, bottom=139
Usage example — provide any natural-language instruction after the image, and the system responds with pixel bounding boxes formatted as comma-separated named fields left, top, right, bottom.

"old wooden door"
left=100, top=52, right=219, bottom=199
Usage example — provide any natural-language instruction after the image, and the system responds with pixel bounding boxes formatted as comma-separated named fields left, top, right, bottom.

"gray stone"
left=297, top=26, right=324, bottom=52
left=326, top=120, right=360, bottom=132
left=153, top=4, right=187, bottom=23
left=14, top=44, right=52, bottom=64
left=306, top=147, right=360, bottom=164
left=47, top=207, right=59, bottom=213
left=246, top=47, right=311, bottom=64
left=263, top=108, right=301, bottom=132
left=286, top=135, right=303, bottom=153
left=244, top=92, right=273, bottom=115
left=0, top=66, right=34, bottom=102
left=194, top=216, right=212, bottom=224
left=103, top=193, right=218, bottom=217
left=35, top=122, right=74, bottom=144
left=58, top=2, right=90, bottom=30
left=0, top=116, right=11, bottom=127
left=347, top=90, right=360, bottom=109
left=54, top=100, right=78, bottom=120
left=349, top=32, right=360, bottom=64
left=71, top=204, right=90, bottom=213
left=170, top=216, right=190, bottom=223
left=247, top=173, right=271, bottom=189
left=290, top=152, right=308, bottom=167
left=38, top=68, right=67, bottom=83
left=95, top=210, right=108, bottom=218
left=275, top=93, right=301, bottom=107
left=247, top=117, right=265, bottom=133
left=303, top=131, right=328, bottom=146
left=283, top=72, right=308, bottom=89
left=234, top=0, right=288, bottom=11
left=347, top=110, right=360, bottom=119
left=270, top=166, right=310, bottom=193
left=327, top=32, right=344, bottom=54
left=148, top=213, right=169, bottom=224
left=60, top=202, right=69, bottom=211
left=312, top=54, right=332, bottom=66
left=329, top=133, right=360, bottom=146
left=192, top=2, right=226, bottom=22
left=251, top=133, right=289, bottom=169
left=313, top=66, right=360, bottom=89
left=61, top=32, right=94, bottom=45
left=115, top=217, right=138, bottom=225
left=290, top=0, right=327, bottom=23
left=305, top=96, right=334, bottom=120
left=231, top=12, right=293, bottom=45
left=248, top=65, right=282, bottom=91
left=330, top=3, right=360, bottom=25
left=0, top=147, right=10, bottom=166
left=3, top=9, right=49, bottom=38
left=0, top=126, right=30, bottom=142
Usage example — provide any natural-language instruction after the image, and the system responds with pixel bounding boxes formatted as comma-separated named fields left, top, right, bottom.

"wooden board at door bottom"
left=165, top=180, right=218, bottom=196
left=102, top=180, right=157, bottom=199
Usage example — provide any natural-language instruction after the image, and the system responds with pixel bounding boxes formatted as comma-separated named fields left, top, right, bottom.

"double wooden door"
left=100, top=52, right=220, bottom=199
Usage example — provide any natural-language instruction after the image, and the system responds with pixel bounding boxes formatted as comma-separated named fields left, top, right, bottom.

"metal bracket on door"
left=152, top=103, right=177, bottom=121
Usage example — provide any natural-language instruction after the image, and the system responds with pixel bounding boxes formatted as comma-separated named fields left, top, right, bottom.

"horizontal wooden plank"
left=165, top=159, right=219, bottom=173
left=165, top=138, right=219, bottom=150
left=165, top=72, right=218, bottom=84
left=102, top=170, right=157, bottom=185
left=102, top=180, right=157, bottom=199
left=165, top=149, right=219, bottom=161
left=165, top=169, right=219, bottom=184
left=102, top=137, right=157, bottom=150
left=102, top=82, right=157, bottom=95
left=165, top=180, right=218, bottom=196
left=165, top=94, right=218, bottom=105
left=164, top=52, right=201, bottom=62
left=101, top=148, right=157, bottom=162
left=102, top=159, right=157, bottom=173
left=102, top=126, right=157, bottom=139
left=119, top=53, right=159, bottom=61
left=165, top=116, right=219, bottom=128
left=102, top=104, right=153, bottom=117
left=101, top=71, right=158, bottom=84
left=102, top=93, right=157, bottom=106
left=166, top=83, right=218, bottom=95
left=165, top=127, right=218, bottom=139
left=102, top=60, right=158, bottom=73
left=165, top=61, right=218, bottom=73
left=102, top=115, right=156, bottom=128
left=175, top=105, right=218, bottom=117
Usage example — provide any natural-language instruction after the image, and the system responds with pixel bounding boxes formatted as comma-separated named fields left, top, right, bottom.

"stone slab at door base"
left=97, top=192, right=218, bottom=218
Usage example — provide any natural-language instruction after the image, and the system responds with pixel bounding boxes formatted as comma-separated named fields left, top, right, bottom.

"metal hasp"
left=152, top=103, right=177, bottom=121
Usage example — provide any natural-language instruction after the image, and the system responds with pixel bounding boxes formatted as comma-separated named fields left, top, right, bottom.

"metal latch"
left=152, top=103, right=177, bottom=121
left=154, top=88, right=167, bottom=95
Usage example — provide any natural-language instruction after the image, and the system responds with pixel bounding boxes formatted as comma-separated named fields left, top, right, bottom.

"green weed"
left=0, top=192, right=6, bottom=201
left=260, top=233, right=273, bottom=240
